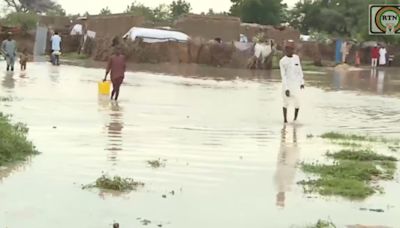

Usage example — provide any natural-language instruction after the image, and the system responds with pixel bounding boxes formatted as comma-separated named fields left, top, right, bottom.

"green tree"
left=152, top=4, right=171, bottom=22
left=125, top=1, right=155, bottom=21
left=2, top=12, right=38, bottom=32
left=46, top=4, right=66, bottom=16
left=230, top=0, right=286, bottom=25
left=289, top=0, right=400, bottom=43
left=99, top=6, right=111, bottom=15
left=2, top=0, right=57, bottom=13
left=169, top=0, right=191, bottom=19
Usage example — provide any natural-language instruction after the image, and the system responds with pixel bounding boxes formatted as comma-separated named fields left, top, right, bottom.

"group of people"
left=371, top=45, right=388, bottom=68
left=1, top=33, right=28, bottom=71
left=1, top=31, right=62, bottom=71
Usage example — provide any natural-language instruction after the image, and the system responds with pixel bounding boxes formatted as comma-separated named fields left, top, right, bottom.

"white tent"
left=123, top=27, right=190, bottom=43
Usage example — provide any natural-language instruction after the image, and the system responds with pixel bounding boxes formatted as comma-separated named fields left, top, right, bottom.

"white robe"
left=279, top=55, right=304, bottom=108
left=379, top=48, right=387, bottom=65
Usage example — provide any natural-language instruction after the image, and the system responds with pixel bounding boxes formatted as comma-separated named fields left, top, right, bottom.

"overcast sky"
left=56, top=0, right=299, bottom=15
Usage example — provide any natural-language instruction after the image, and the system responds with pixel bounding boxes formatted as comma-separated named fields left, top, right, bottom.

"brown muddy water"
left=0, top=62, right=400, bottom=228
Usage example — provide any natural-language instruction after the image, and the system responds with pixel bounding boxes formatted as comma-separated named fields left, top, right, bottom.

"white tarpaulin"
left=123, top=27, right=190, bottom=43
left=70, top=24, right=83, bottom=35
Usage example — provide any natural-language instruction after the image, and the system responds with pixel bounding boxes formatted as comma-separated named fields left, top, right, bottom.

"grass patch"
left=306, top=219, right=336, bottom=228
left=327, top=149, right=397, bottom=162
left=82, top=175, right=144, bottom=192
left=0, top=112, right=38, bottom=166
left=299, top=147, right=397, bottom=199
left=321, top=132, right=399, bottom=144
left=331, top=141, right=363, bottom=148
left=147, top=159, right=166, bottom=168
left=321, top=132, right=372, bottom=141
left=388, top=144, right=400, bottom=152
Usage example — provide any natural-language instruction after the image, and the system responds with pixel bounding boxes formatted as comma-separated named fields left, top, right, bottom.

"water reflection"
left=274, top=125, right=299, bottom=208
left=0, top=161, right=30, bottom=183
left=106, top=102, right=124, bottom=165
left=19, top=71, right=27, bottom=78
left=2, top=72, right=16, bottom=89
left=377, top=70, right=385, bottom=94
left=49, top=66, right=60, bottom=84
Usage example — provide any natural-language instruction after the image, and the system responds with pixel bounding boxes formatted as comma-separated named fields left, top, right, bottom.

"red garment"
left=111, top=77, right=124, bottom=88
left=107, top=54, right=126, bottom=80
left=371, top=47, right=379, bottom=59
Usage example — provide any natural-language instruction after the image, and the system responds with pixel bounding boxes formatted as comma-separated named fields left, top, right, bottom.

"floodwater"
left=0, top=62, right=399, bottom=228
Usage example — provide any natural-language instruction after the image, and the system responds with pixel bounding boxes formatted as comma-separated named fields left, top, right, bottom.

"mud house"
left=86, top=14, right=145, bottom=38
left=175, top=14, right=241, bottom=41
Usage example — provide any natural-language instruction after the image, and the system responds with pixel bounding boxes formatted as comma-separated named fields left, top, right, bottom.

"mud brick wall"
left=87, top=14, right=145, bottom=38
left=299, top=41, right=335, bottom=62
left=0, top=33, right=35, bottom=54
left=39, top=16, right=72, bottom=31
left=241, top=24, right=300, bottom=48
left=175, top=15, right=241, bottom=41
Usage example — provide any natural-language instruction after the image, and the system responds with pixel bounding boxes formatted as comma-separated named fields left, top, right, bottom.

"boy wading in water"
left=279, top=40, right=305, bottom=123
left=104, top=48, right=126, bottom=101
left=20, top=48, right=29, bottom=71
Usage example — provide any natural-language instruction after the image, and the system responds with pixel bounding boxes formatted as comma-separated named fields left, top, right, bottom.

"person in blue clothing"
left=1, top=32, right=17, bottom=71
left=50, top=31, right=62, bottom=65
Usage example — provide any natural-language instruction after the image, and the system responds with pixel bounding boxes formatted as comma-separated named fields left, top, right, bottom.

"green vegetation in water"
left=321, top=132, right=373, bottom=141
left=299, top=147, right=397, bottom=199
left=0, top=96, right=14, bottom=102
left=331, top=141, right=363, bottom=148
left=0, top=113, right=39, bottom=166
left=388, top=144, right=400, bottom=152
left=327, top=149, right=397, bottom=162
left=147, top=159, right=166, bottom=168
left=306, top=219, right=336, bottom=228
left=321, top=132, right=399, bottom=144
left=82, top=175, right=144, bottom=192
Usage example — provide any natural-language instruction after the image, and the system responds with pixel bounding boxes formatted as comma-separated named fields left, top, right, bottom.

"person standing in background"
left=371, top=45, right=379, bottom=68
left=379, top=46, right=387, bottom=66
left=1, top=32, right=17, bottom=71
left=50, top=31, right=62, bottom=65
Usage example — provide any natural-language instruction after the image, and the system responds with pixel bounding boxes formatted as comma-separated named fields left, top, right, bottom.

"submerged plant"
left=82, top=175, right=144, bottom=192
left=0, top=112, right=39, bottom=166
left=321, top=132, right=373, bottom=142
left=147, top=159, right=166, bottom=168
left=321, top=132, right=399, bottom=144
left=299, top=139, right=398, bottom=199
left=306, top=219, right=336, bottom=228
left=326, top=149, right=397, bottom=162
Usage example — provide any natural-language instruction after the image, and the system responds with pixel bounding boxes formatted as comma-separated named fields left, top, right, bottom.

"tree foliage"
left=2, top=0, right=57, bottom=13
left=99, top=6, right=111, bottom=15
left=125, top=1, right=157, bottom=21
left=230, top=0, right=285, bottom=25
left=289, top=0, right=400, bottom=43
left=1, top=12, right=38, bottom=32
left=169, top=0, right=191, bottom=19
left=46, top=3, right=66, bottom=16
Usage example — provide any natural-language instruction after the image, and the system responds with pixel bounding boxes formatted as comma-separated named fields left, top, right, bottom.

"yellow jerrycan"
left=98, top=81, right=111, bottom=95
